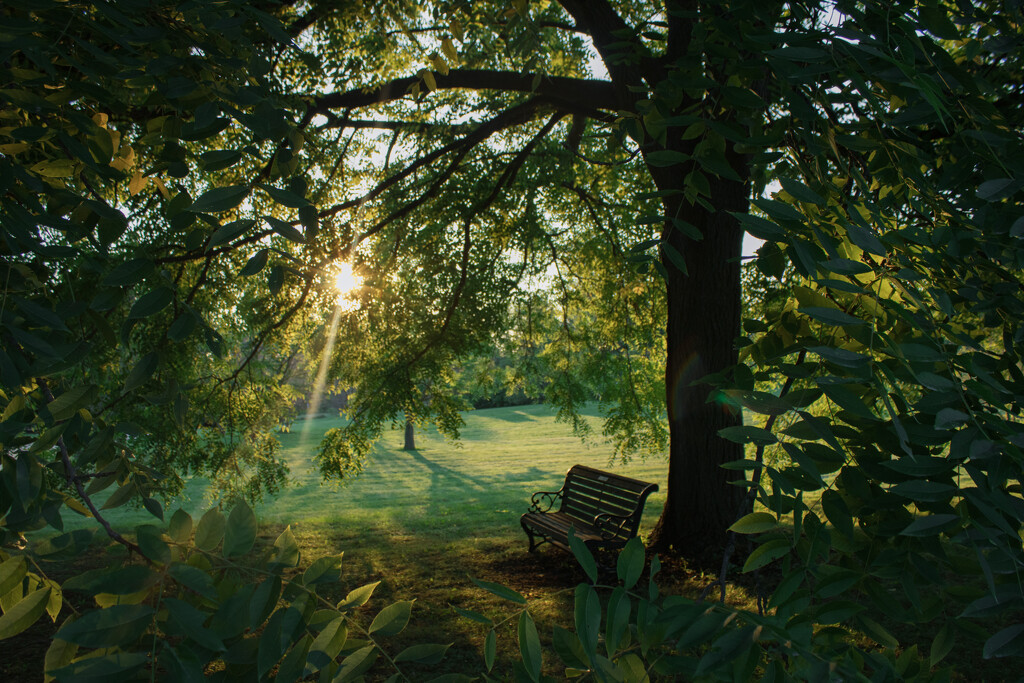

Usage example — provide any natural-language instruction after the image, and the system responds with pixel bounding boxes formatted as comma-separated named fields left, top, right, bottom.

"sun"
left=333, top=262, right=363, bottom=307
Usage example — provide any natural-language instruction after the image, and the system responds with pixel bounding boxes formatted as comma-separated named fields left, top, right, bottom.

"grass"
left=63, top=403, right=669, bottom=534
left=14, top=404, right=1011, bottom=680
left=31, top=404, right=698, bottom=680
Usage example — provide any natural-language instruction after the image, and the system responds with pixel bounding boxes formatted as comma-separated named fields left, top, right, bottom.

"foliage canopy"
left=2, top=0, right=1024, bottom=678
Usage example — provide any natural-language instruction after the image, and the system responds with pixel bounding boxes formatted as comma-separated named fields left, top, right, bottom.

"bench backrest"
left=559, top=465, right=658, bottom=542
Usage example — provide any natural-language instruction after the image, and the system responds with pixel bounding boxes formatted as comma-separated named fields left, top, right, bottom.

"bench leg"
left=521, top=519, right=542, bottom=552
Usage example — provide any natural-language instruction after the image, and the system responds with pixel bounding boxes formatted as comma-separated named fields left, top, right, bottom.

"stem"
left=700, top=349, right=807, bottom=606
left=36, top=378, right=145, bottom=558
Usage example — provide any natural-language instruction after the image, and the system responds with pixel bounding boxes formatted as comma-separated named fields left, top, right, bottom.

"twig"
left=700, top=349, right=808, bottom=606
left=37, top=378, right=146, bottom=559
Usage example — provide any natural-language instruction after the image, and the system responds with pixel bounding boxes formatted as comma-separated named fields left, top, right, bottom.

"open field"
left=15, top=405, right=683, bottom=681
left=63, top=403, right=669, bottom=536
left=10, top=404, right=1012, bottom=681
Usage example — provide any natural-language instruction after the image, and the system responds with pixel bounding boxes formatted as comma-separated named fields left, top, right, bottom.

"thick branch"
left=319, top=98, right=552, bottom=240
left=311, top=69, right=618, bottom=114
left=556, top=0, right=662, bottom=96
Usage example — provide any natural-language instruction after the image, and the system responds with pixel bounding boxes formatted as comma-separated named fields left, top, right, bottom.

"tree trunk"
left=403, top=417, right=415, bottom=451
left=647, top=153, right=748, bottom=554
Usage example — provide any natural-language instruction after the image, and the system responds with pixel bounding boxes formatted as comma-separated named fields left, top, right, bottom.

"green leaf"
left=469, top=577, right=526, bottom=604
left=136, top=524, right=171, bottom=564
left=264, top=215, right=306, bottom=244
left=276, top=633, right=312, bottom=683
left=303, top=554, right=343, bottom=586
left=821, top=490, right=854, bottom=538
left=127, top=286, right=173, bottom=319
left=574, top=583, right=601, bottom=659
left=394, top=642, right=451, bottom=665
left=733, top=212, right=785, bottom=239
left=800, top=306, right=866, bottom=327
left=0, top=587, right=50, bottom=640
left=334, top=644, right=377, bottom=682
left=768, top=46, right=828, bottom=61
left=270, top=525, right=300, bottom=567
left=168, top=508, right=193, bottom=543
left=983, top=623, right=1024, bottom=659
left=930, top=625, right=954, bottom=666
left=518, top=611, right=542, bottom=682
left=47, top=384, right=98, bottom=421
left=729, top=512, right=778, bottom=534
left=742, top=538, right=790, bottom=572
left=616, top=537, right=644, bottom=590
left=47, top=651, right=148, bottom=682
left=194, top=508, right=226, bottom=551
left=568, top=527, right=598, bottom=584
left=890, top=480, right=956, bottom=502
left=551, top=626, right=588, bottom=670
left=815, top=600, right=865, bottom=624
left=0, top=556, right=27, bottom=596
left=336, top=581, right=379, bottom=611
left=123, top=352, right=159, bottom=392
left=100, top=480, right=136, bottom=510
left=209, top=219, right=255, bottom=248
left=63, top=565, right=160, bottom=595
left=856, top=615, right=899, bottom=649
left=718, top=425, right=776, bottom=445
left=249, top=577, right=283, bottom=630
left=662, top=242, right=688, bottom=275
left=899, top=514, right=959, bottom=537
left=102, top=259, right=154, bottom=287
left=452, top=605, right=493, bottom=625
left=188, top=185, right=250, bottom=213
left=199, top=149, right=243, bottom=172
left=261, top=184, right=309, bottom=208
left=605, top=587, right=630, bottom=656
left=55, top=604, right=153, bottom=648
left=241, top=248, right=270, bottom=276
left=977, top=178, right=1018, bottom=202
left=644, top=149, right=690, bottom=167
left=305, top=617, right=348, bottom=675
left=779, top=176, right=825, bottom=205
left=368, top=600, right=413, bottom=637
left=168, top=564, right=217, bottom=600
left=222, top=501, right=257, bottom=558
left=485, top=630, right=497, bottom=671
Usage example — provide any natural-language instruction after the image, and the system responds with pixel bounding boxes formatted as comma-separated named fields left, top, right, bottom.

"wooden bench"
left=520, top=465, right=658, bottom=554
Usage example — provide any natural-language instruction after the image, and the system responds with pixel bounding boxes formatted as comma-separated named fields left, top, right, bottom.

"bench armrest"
left=528, top=488, right=563, bottom=513
left=593, top=512, right=635, bottom=540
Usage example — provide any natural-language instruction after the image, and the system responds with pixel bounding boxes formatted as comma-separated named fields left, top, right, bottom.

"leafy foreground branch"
left=1, top=501, right=450, bottom=682
left=0, top=505, right=960, bottom=682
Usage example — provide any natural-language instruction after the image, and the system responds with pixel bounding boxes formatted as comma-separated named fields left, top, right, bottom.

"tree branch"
left=311, top=69, right=618, bottom=115
left=37, top=378, right=145, bottom=559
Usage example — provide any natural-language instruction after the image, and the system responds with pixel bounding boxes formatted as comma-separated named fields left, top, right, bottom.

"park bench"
left=520, top=465, right=658, bottom=555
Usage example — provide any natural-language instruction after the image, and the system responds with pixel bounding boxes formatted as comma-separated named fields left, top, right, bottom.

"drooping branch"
left=317, top=98, right=554, bottom=241
left=37, top=378, right=146, bottom=559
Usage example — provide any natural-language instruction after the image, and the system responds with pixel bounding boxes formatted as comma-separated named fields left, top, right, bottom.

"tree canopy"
left=3, top=0, right=1024, bottom=677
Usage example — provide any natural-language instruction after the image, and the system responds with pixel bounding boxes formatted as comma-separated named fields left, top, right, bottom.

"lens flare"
left=334, top=262, right=362, bottom=298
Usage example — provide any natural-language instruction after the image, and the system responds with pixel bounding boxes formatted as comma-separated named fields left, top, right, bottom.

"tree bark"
left=403, top=417, right=415, bottom=451
left=647, top=155, right=748, bottom=554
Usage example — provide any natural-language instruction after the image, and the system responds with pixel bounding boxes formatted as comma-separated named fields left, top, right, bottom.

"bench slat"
left=520, top=464, right=658, bottom=556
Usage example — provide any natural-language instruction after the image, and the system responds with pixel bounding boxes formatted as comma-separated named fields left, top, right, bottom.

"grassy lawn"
left=63, top=403, right=668, bottom=535
left=29, top=404, right=688, bottom=680
left=13, top=404, right=1007, bottom=680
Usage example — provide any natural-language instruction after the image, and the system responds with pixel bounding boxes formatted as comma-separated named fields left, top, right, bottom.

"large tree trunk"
left=647, top=156, right=748, bottom=554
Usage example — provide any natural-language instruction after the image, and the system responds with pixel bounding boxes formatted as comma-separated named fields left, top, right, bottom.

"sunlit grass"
left=63, top=403, right=669, bottom=535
